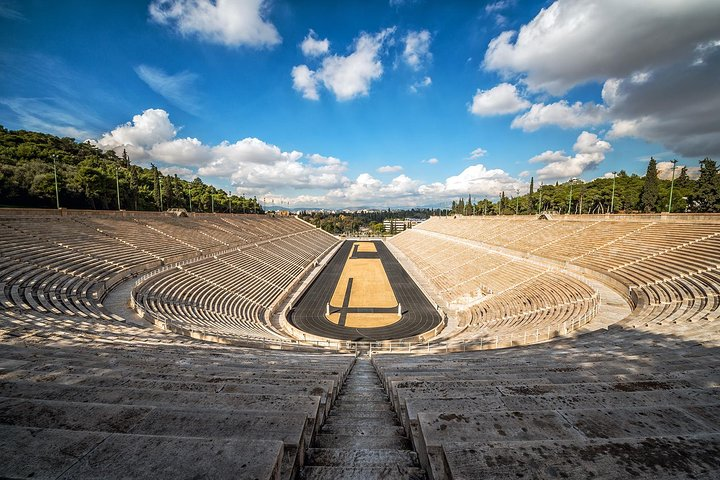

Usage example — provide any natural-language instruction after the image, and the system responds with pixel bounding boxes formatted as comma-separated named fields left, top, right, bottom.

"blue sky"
left=1, top=0, right=719, bottom=208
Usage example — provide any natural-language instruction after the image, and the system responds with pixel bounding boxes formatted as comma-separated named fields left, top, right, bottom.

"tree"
left=528, top=176, right=534, bottom=213
left=640, top=157, right=659, bottom=212
left=676, top=166, right=691, bottom=189
left=692, top=158, right=720, bottom=212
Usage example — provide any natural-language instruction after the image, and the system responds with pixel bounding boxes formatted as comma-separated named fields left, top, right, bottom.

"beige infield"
left=327, top=242, right=401, bottom=328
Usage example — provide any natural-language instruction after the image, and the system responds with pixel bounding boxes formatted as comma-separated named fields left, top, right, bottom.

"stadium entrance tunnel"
left=288, top=240, right=443, bottom=341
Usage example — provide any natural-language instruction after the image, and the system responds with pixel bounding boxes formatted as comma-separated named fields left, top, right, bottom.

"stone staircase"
left=301, top=356, right=425, bottom=479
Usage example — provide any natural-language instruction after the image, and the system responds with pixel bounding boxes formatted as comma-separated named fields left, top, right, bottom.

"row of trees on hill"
left=450, top=157, right=720, bottom=216
left=0, top=126, right=263, bottom=213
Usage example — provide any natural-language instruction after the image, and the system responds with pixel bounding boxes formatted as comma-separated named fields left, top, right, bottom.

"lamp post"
left=228, top=191, right=232, bottom=214
left=211, top=193, right=214, bottom=213
left=515, top=188, right=520, bottom=215
left=668, top=159, right=678, bottom=213
left=538, top=182, right=543, bottom=214
left=610, top=171, right=617, bottom=214
left=567, top=182, right=573, bottom=214
left=52, top=155, right=60, bottom=209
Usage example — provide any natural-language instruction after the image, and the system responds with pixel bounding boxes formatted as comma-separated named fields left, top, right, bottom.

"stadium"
left=3, top=1, right=720, bottom=479
left=1, top=208, right=718, bottom=479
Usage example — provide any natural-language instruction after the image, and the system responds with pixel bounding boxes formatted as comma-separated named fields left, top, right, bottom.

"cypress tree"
left=695, top=158, right=720, bottom=212
left=640, top=157, right=659, bottom=212
left=528, top=176, right=534, bottom=213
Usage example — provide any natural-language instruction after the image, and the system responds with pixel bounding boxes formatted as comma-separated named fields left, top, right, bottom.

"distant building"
left=383, top=218, right=425, bottom=233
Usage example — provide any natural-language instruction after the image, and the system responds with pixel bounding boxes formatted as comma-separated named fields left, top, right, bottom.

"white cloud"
left=419, top=163, right=525, bottom=198
left=656, top=161, right=700, bottom=181
left=148, top=0, right=281, bottom=48
left=96, top=109, right=177, bottom=159
left=291, top=65, right=319, bottom=100
left=95, top=110, right=531, bottom=209
left=293, top=27, right=395, bottom=101
left=134, top=65, right=199, bottom=114
left=483, top=0, right=720, bottom=94
left=511, top=100, right=607, bottom=132
left=403, top=30, right=432, bottom=70
left=160, top=166, right=195, bottom=181
left=95, top=109, right=349, bottom=191
left=150, top=137, right=211, bottom=166
left=531, top=131, right=612, bottom=180
left=422, top=157, right=439, bottom=164
left=301, top=29, right=329, bottom=57
left=469, top=83, right=530, bottom=116
left=377, top=165, right=403, bottom=173
left=468, top=147, right=487, bottom=159
left=409, top=76, right=432, bottom=93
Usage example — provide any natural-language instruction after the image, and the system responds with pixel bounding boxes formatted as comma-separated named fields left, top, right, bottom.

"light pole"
left=668, top=159, right=678, bottom=213
left=515, top=188, right=520, bottom=215
left=567, top=182, right=573, bottom=214
left=188, top=186, right=192, bottom=212
left=228, top=191, right=232, bottom=214
left=610, top=171, right=617, bottom=214
left=52, top=155, right=60, bottom=209
left=538, top=182, right=543, bottom=214
left=211, top=193, right=214, bottom=213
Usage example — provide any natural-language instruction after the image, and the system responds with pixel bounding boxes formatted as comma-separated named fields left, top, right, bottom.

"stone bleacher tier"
left=381, top=215, right=720, bottom=478
left=1, top=211, right=719, bottom=479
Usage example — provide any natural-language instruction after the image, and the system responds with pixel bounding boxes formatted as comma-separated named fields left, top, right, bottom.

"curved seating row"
left=133, top=228, right=338, bottom=342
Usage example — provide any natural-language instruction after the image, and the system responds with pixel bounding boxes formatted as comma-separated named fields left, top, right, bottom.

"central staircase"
left=301, top=356, right=425, bottom=479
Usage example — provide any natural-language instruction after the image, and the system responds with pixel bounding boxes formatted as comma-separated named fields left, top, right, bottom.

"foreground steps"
left=301, top=356, right=425, bottom=479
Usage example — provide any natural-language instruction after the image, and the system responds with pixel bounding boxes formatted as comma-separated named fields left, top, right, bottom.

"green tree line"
left=450, top=157, right=720, bottom=216
left=0, top=126, right=262, bottom=213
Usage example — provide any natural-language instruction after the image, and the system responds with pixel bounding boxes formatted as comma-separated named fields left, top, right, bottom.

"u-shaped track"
left=288, top=240, right=442, bottom=341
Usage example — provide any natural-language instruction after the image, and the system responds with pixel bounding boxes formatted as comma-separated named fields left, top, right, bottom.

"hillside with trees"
left=0, top=126, right=262, bottom=213
left=450, top=157, right=719, bottom=216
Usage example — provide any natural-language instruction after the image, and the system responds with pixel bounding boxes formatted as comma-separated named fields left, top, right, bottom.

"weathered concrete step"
left=305, top=448, right=418, bottom=467
left=320, top=424, right=406, bottom=437
left=313, top=434, right=412, bottom=450
left=0, top=424, right=283, bottom=480
left=327, top=410, right=398, bottom=420
left=333, top=403, right=392, bottom=412
left=324, top=416, right=400, bottom=428
left=302, top=465, right=425, bottom=480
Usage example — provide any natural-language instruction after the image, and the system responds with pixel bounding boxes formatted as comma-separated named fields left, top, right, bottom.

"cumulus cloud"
left=469, top=83, right=530, bottom=116
left=483, top=0, right=720, bottom=94
left=292, top=27, right=395, bottom=101
left=301, top=29, right=329, bottom=57
left=96, top=109, right=177, bottom=159
left=403, top=30, right=432, bottom=70
left=95, top=110, right=530, bottom=209
left=148, top=0, right=281, bottom=48
left=511, top=100, right=607, bottom=132
left=656, top=161, right=700, bottom=181
left=422, top=157, right=439, bottom=164
left=94, top=109, right=349, bottom=191
left=160, top=166, right=195, bottom=181
left=531, top=131, right=612, bottom=180
left=134, top=65, right=199, bottom=114
left=291, top=65, right=319, bottom=100
left=419, top=164, right=525, bottom=198
left=468, top=147, right=487, bottom=159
